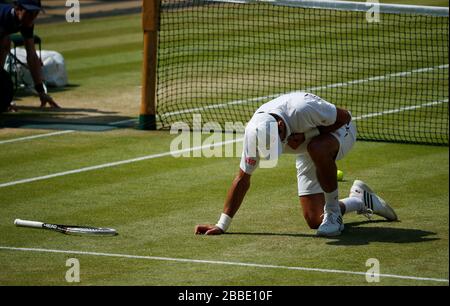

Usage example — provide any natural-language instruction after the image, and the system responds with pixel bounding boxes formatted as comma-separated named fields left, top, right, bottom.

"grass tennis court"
left=0, top=131, right=448, bottom=285
left=0, top=0, right=448, bottom=286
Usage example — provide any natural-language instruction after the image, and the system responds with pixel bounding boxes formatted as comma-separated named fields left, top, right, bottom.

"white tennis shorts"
left=296, top=121, right=357, bottom=196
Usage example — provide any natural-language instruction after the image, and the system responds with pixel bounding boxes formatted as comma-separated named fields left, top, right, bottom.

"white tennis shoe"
left=350, top=180, right=398, bottom=221
left=317, top=209, right=344, bottom=237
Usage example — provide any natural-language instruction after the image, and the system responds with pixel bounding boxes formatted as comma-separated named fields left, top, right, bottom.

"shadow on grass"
left=10, top=106, right=118, bottom=115
left=13, top=84, right=81, bottom=98
left=326, top=220, right=439, bottom=246
left=227, top=220, right=439, bottom=246
left=227, top=232, right=316, bottom=238
left=0, top=111, right=136, bottom=131
left=1, top=83, right=136, bottom=130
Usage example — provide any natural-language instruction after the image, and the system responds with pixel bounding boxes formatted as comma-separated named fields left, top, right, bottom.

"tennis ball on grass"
left=337, top=170, right=344, bottom=181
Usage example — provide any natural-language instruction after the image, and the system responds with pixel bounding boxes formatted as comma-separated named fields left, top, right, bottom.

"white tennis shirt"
left=240, top=92, right=338, bottom=174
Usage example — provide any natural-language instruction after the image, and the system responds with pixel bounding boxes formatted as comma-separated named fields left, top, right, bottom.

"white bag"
left=41, top=50, right=68, bottom=87
left=3, top=48, right=68, bottom=88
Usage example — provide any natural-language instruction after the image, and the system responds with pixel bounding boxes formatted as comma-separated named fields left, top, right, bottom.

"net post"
left=139, top=0, right=160, bottom=130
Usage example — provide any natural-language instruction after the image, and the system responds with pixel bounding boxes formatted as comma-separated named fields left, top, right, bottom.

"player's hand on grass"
left=195, top=224, right=224, bottom=235
left=39, top=92, right=61, bottom=109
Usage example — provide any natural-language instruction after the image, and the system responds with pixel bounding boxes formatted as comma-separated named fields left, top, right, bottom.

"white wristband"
left=215, top=213, right=232, bottom=232
left=304, top=128, right=320, bottom=140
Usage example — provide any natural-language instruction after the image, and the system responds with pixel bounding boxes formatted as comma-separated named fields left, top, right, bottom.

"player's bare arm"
left=195, top=169, right=251, bottom=235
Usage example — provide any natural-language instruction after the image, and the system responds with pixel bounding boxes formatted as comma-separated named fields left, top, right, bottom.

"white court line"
left=353, top=99, right=449, bottom=120
left=0, top=98, right=447, bottom=189
left=108, top=118, right=138, bottom=126
left=0, top=130, right=75, bottom=145
left=0, top=118, right=139, bottom=145
left=161, top=64, right=449, bottom=117
left=0, top=246, right=447, bottom=283
left=0, top=137, right=243, bottom=188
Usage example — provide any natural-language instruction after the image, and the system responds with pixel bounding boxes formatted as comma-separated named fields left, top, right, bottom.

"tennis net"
left=156, top=0, right=449, bottom=145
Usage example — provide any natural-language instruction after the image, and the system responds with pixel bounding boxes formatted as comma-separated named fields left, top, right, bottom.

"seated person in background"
left=0, top=0, right=59, bottom=109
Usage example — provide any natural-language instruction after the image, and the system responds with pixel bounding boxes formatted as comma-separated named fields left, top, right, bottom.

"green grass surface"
left=0, top=131, right=448, bottom=285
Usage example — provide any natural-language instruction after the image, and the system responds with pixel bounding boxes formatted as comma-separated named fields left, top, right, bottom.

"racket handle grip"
left=14, top=219, right=44, bottom=228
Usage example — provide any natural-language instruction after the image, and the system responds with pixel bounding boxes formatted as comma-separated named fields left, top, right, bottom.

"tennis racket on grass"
left=14, top=219, right=118, bottom=236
